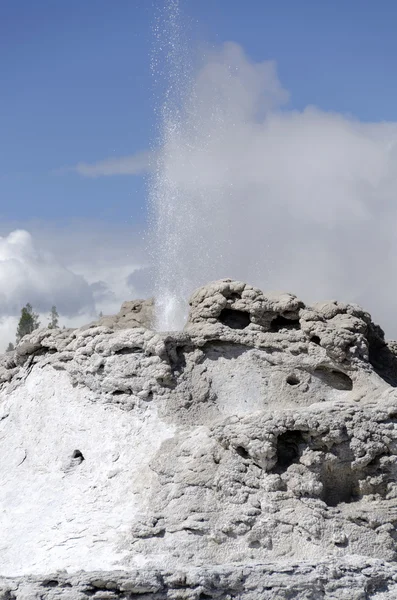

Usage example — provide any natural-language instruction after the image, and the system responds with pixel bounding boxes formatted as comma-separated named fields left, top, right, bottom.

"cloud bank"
left=0, top=227, right=148, bottom=350
left=0, top=230, right=94, bottom=317
left=150, top=41, right=397, bottom=334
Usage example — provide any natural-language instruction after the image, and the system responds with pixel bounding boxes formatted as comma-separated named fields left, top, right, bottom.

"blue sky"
left=1, top=0, right=397, bottom=226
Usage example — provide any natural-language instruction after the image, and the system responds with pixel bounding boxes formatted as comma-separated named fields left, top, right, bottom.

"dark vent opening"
left=42, top=581, right=59, bottom=588
left=72, top=450, right=84, bottom=462
left=286, top=374, right=300, bottom=386
left=274, top=430, right=305, bottom=473
left=114, top=346, right=142, bottom=355
left=235, top=445, right=250, bottom=459
left=320, top=441, right=359, bottom=506
left=311, top=335, right=321, bottom=345
left=321, top=464, right=357, bottom=506
left=271, top=315, right=300, bottom=332
left=227, top=292, right=242, bottom=301
left=219, top=308, right=250, bottom=329
left=169, top=345, right=187, bottom=374
left=367, top=327, right=397, bottom=387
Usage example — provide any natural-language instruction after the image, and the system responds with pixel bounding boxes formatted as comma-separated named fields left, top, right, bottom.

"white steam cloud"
left=150, top=41, right=397, bottom=335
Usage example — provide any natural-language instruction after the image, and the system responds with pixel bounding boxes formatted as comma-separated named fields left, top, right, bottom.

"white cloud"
left=149, top=41, right=397, bottom=336
left=0, top=230, right=94, bottom=317
left=0, top=229, right=96, bottom=350
left=0, top=316, right=19, bottom=351
left=72, top=150, right=152, bottom=177
left=0, top=226, right=149, bottom=351
left=44, top=223, right=151, bottom=314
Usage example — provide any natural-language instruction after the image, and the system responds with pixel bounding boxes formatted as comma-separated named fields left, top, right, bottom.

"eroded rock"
left=1, top=279, right=397, bottom=598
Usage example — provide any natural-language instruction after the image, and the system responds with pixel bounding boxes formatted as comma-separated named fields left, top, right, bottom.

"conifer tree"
left=48, top=305, right=59, bottom=329
left=6, top=342, right=14, bottom=352
left=16, top=303, right=40, bottom=342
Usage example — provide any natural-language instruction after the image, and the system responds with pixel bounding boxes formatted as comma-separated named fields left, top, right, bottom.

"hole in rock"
left=219, top=308, right=250, bottom=329
left=226, top=292, right=242, bottom=301
left=114, top=346, right=142, bottom=355
left=42, top=581, right=59, bottom=588
left=333, top=536, right=349, bottom=548
left=311, top=335, right=321, bottom=345
left=235, top=446, right=250, bottom=459
left=321, top=463, right=358, bottom=506
left=367, top=328, right=397, bottom=387
left=274, top=431, right=305, bottom=472
left=320, top=442, right=359, bottom=506
left=169, top=345, right=187, bottom=374
left=367, top=452, right=390, bottom=471
left=176, top=345, right=187, bottom=367
left=314, top=367, right=353, bottom=391
left=286, top=374, right=300, bottom=386
left=271, top=315, right=300, bottom=332
left=72, top=450, right=84, bottom=462
left=367, top=456, right=379, bottom=468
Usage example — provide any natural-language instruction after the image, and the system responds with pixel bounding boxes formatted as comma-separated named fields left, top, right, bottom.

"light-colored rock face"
left=2, top=278, right=397, bottom=598
left=86, top=297, right=154, bottom=331
left=0, top=369, right=173, bottom=575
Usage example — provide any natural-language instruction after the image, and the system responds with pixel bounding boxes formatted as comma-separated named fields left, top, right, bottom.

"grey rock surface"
left=1, top=558, right=397, bottom=599
left=92, top=298, right=154, bottom=331
left=2, top=279, right=397, bottom=598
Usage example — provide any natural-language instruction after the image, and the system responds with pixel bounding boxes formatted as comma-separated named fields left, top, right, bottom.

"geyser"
left=148, top=1, right=397, bottom=337
left=148, top=1, right=281, bottom=330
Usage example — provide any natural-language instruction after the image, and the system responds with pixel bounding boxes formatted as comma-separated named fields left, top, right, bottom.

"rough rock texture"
left=2, top=279, right=397, bottom=598
left=90, top=298, right=154, bottom=331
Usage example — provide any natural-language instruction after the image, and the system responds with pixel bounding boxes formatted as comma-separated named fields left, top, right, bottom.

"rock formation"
left=93, top=298, right=154, bottom=331
left=1, top=279, right=397, bottom=598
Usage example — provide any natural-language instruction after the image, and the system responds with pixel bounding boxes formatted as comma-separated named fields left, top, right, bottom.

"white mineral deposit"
left=1, top=279, right=397, bottom=597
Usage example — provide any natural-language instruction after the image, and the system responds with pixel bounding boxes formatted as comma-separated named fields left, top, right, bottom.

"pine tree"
left=16, top=303, right=40, bottom=342
left=6, top=342, right=14, bottom=352
left=48, top=305, right=59, bottom=329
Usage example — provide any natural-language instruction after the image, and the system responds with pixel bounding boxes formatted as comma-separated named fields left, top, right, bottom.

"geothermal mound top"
left=2, top=279, right=397, bottom=599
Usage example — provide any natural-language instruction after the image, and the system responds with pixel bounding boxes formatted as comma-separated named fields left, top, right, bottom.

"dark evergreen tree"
left=6, top=342, right=14, bottom=352
left=48, top=305, right=59, bottom=329
left=16, top=303, right=40, bottom=342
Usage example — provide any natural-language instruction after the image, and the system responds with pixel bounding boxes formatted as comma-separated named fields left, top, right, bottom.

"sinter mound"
left=1, top=279, right=397, bottom=599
